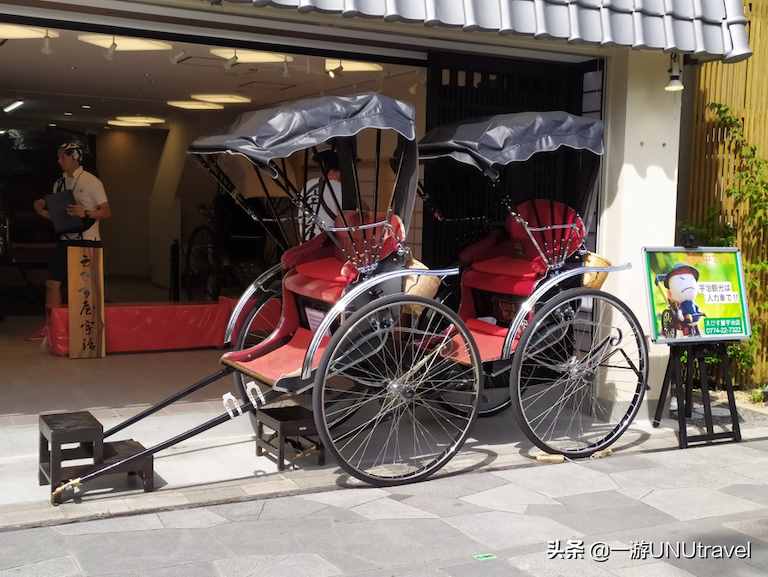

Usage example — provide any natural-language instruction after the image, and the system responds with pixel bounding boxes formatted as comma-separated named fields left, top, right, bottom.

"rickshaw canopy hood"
left=188, top=92, right=416, bottom=172
left=418, top=111, right=603, bottom=180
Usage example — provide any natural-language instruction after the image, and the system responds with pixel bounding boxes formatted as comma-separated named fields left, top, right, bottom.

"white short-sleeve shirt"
left=300, top=177, right=342, bottom=238
left=55, top=166, right=108, bottom=241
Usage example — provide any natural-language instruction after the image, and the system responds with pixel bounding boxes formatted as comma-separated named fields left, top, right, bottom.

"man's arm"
left=88, top=203, right=111, bottom=220
left=66, top=202, right=110, bottom=219
left=33, top=198, right=50, bottom=220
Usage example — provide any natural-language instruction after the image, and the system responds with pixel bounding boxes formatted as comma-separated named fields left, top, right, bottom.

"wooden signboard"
left=67, top=243, right=105, bottom=359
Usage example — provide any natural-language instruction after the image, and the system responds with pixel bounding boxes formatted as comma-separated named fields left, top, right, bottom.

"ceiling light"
left=41, top=30, right=53, bottom=56
left=78, top=34, right=172, bottom=51
left=210, top=48, right=294, bottom=64
left=190, top=94, right=251, bottom=104
left=0, top=130, right=6, bottom=135
left=167, top=100, right=224, bottom=110
left=224, top=52, right=238, bottom=71
left=81, top=105, right=92, bottom=110
left=0, top=24, right=59, bottom=40
left=105, top=37, right=117, bottom=61
left=170, top=50, right=187, bottom=65
left=3, top=100, right=24, bottom=113
left=324, top=59, right=383, bottom=73
left=64, top=112, right=73, bottom=116
left=328, top=62, right=343, bottom=79
left=116, top=115, right=165, bottom=124
left=108, top=120, right=151, bottom=127
left=48, top=123, right=56, bottom=127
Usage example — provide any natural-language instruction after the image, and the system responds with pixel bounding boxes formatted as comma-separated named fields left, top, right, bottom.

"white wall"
left=600, top=50, right=683, bottom=414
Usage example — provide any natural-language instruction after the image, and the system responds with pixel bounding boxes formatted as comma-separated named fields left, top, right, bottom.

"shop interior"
left=0, top=24, right=426, bottom=315
left=0, top=23, right=614, bottom=504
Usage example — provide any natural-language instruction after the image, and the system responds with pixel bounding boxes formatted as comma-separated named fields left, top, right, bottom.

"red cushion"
left=296, top=256, right=349, bottom=283
left=463, top=269, right=539, bottom=297
left=471, top=256, right=545, bottom=278
left=447, top=320, right=505, bottom=363
left=284, top=272, right=346, bottom=304
left=223, top=328, right=328, bottom=385
left=465, top=318, right=508, bottom=338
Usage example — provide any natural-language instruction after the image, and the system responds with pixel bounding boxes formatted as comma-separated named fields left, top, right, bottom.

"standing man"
left=32, top=142, right=110, bottom=322
left=301, top=149, right=343, bottom=238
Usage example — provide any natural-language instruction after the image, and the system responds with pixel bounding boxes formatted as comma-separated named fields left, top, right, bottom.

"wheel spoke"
left=513, top=290, right=648, bottom=456
left=317, top=298, right=480, bottom=484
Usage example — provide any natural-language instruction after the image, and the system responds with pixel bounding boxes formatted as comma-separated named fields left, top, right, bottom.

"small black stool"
left=39, top=411, right=104, bottom=491
left=39, top=411, right=155, bottom=493
left=255, top=406, right=324, bottom=471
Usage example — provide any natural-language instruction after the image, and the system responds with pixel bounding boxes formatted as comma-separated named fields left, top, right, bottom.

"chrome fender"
left=223, top=263, right=283, bottom=346
left=500, top=262, right=632, bottom=359
left=301, top=268, right=460, bottom=380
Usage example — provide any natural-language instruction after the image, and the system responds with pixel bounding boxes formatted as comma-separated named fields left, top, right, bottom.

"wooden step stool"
left=255, top=406, right=324, bottom=471
left=39, top=411, right=154, bottom=493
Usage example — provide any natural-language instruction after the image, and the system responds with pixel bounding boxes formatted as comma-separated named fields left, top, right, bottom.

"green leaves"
left=702, top=102, right=768, bottom=383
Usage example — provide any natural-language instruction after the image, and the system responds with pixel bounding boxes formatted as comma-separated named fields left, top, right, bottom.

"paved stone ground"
left=3, top=436, right=768, bottom=577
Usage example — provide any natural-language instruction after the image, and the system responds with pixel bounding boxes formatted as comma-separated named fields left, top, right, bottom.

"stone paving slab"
left=1, top=424, right=768, bottom=537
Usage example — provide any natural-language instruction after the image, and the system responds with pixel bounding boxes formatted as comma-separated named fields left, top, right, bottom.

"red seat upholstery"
left=222, top=328, right=328, bottom=385
left=296, top=256, right=349, bottom=283
left=287, top=255, right=354, bottom=303
left=284, top=271, right=347, bottom=304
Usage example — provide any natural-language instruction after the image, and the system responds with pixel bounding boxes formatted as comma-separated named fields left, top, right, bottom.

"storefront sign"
left=642, top=247, right=751, bottom=344
left=67, top=244, right=105, bottom=358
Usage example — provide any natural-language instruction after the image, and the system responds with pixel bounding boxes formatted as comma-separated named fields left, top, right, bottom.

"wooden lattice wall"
left=684, top=1, right=768, bottom=383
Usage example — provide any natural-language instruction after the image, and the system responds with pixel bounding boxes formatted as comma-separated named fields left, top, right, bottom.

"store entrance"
left=422, top=52, right=604, bottom=268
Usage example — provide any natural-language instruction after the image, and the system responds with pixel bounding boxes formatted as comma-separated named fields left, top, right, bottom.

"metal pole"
left=103, top=368, right=232, bottom=439
left=52, top=389, right=282, bottom=504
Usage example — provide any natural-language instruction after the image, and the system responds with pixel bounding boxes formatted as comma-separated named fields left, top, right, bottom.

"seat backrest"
left=332, top=210, right=405, bottom=273
left=505, top=199, right=585, bottom=267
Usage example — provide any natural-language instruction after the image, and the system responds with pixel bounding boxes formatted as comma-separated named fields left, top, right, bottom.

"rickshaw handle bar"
left=501, top=262, right=632, bottom=359
left=301, top=267, right=461, bottom=379
left=103, top=368, right=233, bottom=439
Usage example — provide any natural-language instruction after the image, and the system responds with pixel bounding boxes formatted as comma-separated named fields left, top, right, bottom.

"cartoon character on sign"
left=655, top=263, right=705, bottom=338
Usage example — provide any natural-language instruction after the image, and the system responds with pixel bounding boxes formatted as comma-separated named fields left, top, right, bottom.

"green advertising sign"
left=643, top=247, right=751, bottom=344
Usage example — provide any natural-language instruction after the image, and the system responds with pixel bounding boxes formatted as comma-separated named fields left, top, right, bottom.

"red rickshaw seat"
left=463, top=255, right=546, bottom=298
left=222, top=328, right=329, bottom=386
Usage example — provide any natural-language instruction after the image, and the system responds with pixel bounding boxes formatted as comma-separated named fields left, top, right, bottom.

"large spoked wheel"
left=232, top=288, right=282, bottom=427
left=314, top=294, right=482, bottom=487
left=510, top=287, right=648, bottom=458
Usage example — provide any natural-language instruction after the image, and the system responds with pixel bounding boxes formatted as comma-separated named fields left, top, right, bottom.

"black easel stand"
left=652, top=342, right=741, bottom=449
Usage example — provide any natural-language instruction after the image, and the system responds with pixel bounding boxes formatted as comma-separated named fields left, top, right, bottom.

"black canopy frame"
left=417, top=111, right=604, bottom=233
left=188, top=93, right=419, bottom=272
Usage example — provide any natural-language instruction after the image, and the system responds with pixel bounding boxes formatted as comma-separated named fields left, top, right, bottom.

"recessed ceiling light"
left=116, top=116, right=165, bottom=124
left=0, top=25, right=59, bottom=39
left=81, top=105, right=92, bottom=110
left=48, top=123, right=57, bottom=127
left=0, top=130, right=6, bottom=135
left=64, top=112, right=73, bottom=116
left=3, top=100, right=24, bottom=113
left=210, top=48, right=293, bottom=64
left=108, top=119, right=151, bottom=127
left=167, top=100, right=224, bottom=110
left=78, top=34, right=172, bottom=51
left=324, top=59, right=383, bottom=73
left=190, top=94, right=251, bottom=104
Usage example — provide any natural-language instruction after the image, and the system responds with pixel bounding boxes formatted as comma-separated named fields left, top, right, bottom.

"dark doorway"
left=422, top=52, right=603, bottom=267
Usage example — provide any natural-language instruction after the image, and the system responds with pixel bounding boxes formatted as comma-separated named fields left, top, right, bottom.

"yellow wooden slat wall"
left=686, top=1, right=768, bottom=383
